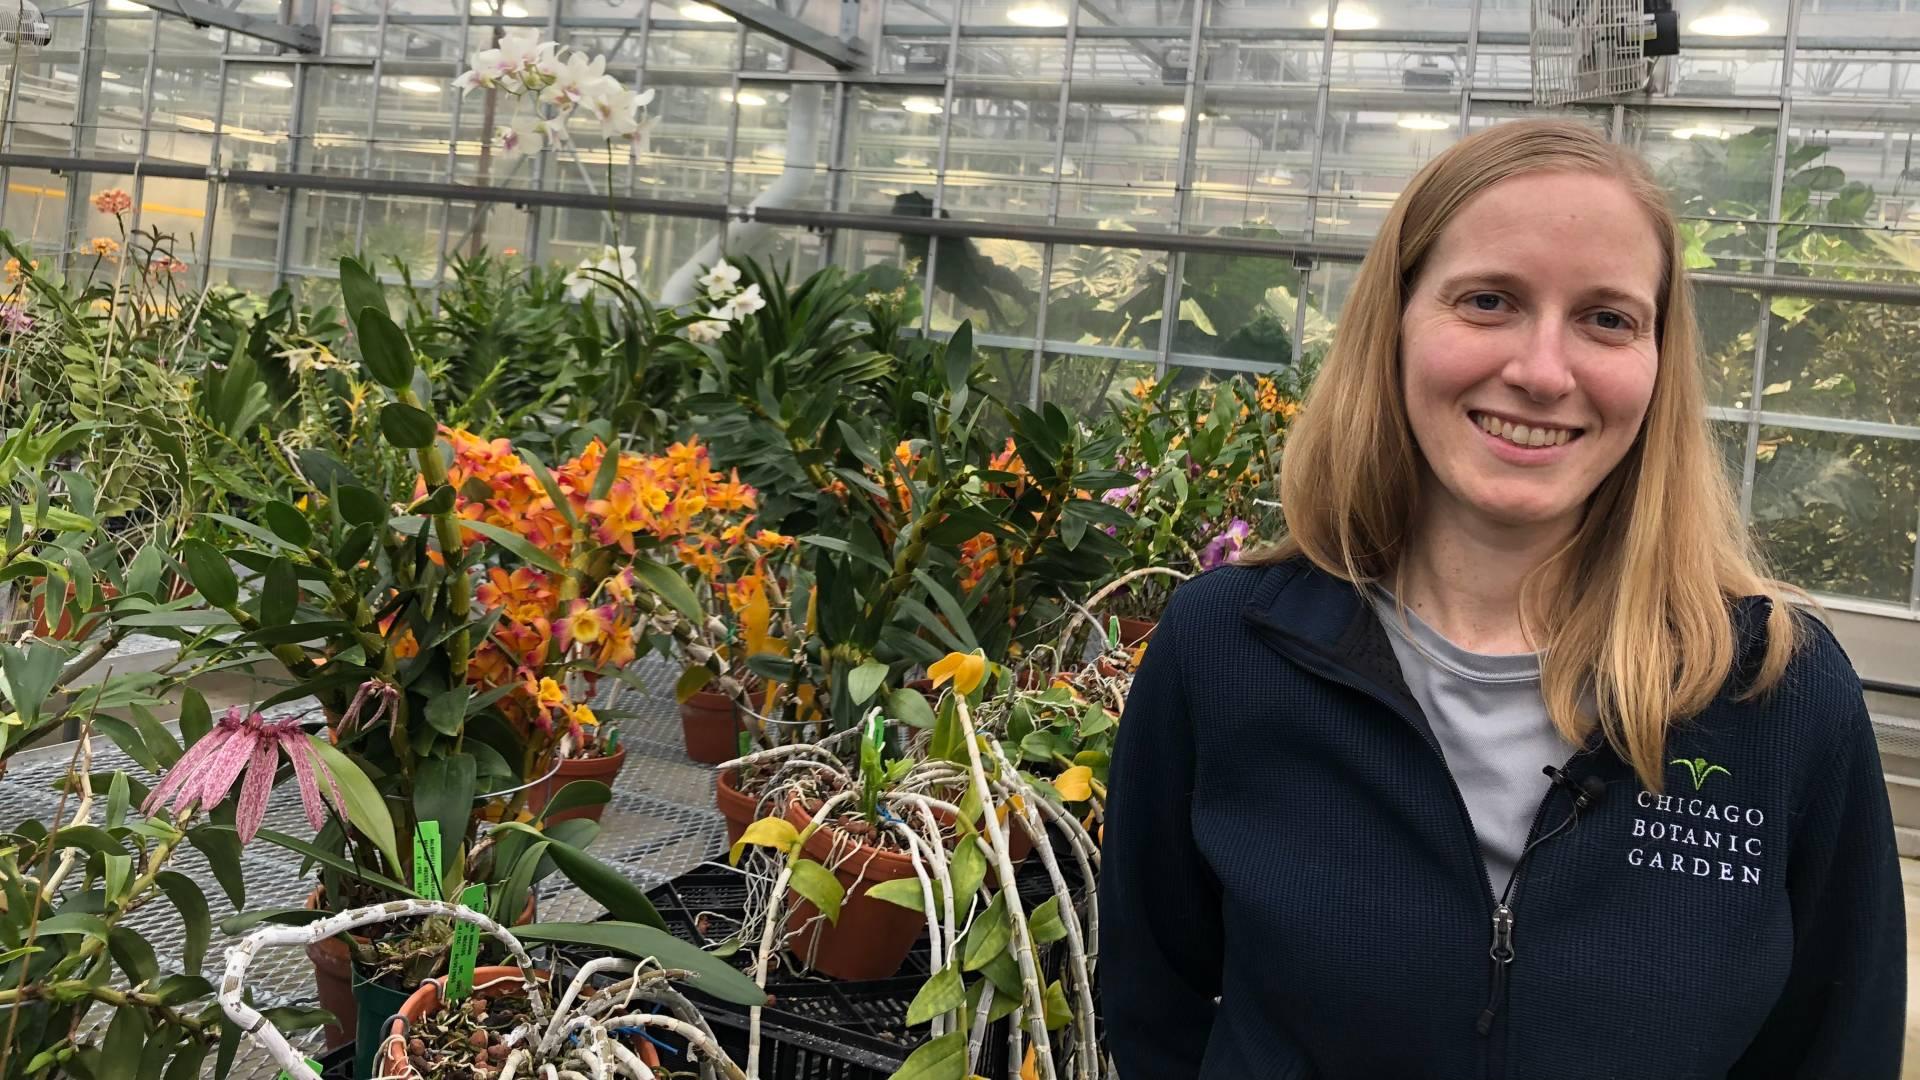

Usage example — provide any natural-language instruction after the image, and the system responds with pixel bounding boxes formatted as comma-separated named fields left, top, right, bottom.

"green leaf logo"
left=1671, top=756, right=1731, bottom=791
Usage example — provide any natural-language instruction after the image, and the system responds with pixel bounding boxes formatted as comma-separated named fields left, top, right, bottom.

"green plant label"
left=412, top=820, right=443, bottom=902
left=274, top=1058, right=322, bottom=1080
left=444, top=883, right=485, bottom=1003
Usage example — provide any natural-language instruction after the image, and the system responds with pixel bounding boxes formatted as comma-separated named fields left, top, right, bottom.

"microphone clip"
left=1542, top=765, right=1607, bottom=814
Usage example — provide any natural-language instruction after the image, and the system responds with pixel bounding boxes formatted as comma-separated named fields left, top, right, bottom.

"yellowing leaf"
left=1021, top=1044, right=1040, bottom=1080
left=929, top=650, right=986, bottom=695
left=728, top=816, right=800, bottom=865
left=1053, top=765, right=1093, bottom=803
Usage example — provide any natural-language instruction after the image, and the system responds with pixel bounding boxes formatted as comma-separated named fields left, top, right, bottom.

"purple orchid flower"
left=0, top=305, right=32, bottom=335
left=1199, top=517, right=1253, bottom=570
left=141, top=706, right=348, bottom=843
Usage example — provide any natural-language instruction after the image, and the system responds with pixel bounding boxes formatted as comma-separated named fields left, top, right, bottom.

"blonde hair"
left=1255, top=118, right=1799, bottom=792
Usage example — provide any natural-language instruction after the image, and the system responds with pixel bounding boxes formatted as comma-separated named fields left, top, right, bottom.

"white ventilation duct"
left=0, top=0, right=52, bottom=46
left=659, top=83, right=824, bottom=307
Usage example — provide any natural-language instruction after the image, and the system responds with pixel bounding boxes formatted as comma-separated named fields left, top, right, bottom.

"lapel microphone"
left=1542, top=765, right=1608, bottom=814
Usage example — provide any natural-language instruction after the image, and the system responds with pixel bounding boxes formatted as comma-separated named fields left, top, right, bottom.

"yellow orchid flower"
left=929, top=650, right=987, bottom=695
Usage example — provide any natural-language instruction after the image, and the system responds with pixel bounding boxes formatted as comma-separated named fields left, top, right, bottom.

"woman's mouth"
left=1469, top=410, right=1583, bottom=449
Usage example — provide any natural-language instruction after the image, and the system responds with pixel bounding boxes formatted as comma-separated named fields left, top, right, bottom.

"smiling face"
left=1399, top=170, right=1665, bottom=538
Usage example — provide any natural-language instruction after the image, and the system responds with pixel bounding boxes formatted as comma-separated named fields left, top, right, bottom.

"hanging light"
left=396, top=78, right=440, bottom=95
left=1689, top=5, right=1769, bottom=35
left=250, top=71, right=293, bottom=89
left=1672, top=124, right=1735, bottom=140
left=100, top=70, right=122, bottom=80
left=1256, top=167, right=1295, bottom=186
left=902, top=96, right=944, bottom=115
left=679, top=2, right=734, bottom=22
left=1396, top=113, right=1452, bottom=131
left=470, top=0, right=529, bottom=15
left=1153, top=105, right=1187, bottom=123
left=893, top=152, right=931, bottom=167
left=1007, top=3, right=1067, bottom=27
left=1310, top=4, right=1378, bottom=31
left=722, top=88, right=768, bottom=106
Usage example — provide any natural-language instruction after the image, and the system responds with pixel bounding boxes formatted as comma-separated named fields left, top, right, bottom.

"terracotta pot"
left=1113, top=616, right=1158, bottom=648
left=381, top=968, right=662, bottom=1077
left=679, top=687, right=743, bottom=765
left=525, top=746, right=627, bottom=824
left=779, top=801, right=931, bottom=981
left=715, top=767, right=767, bottom=848
left=303, top=886, right=537, bottom=1050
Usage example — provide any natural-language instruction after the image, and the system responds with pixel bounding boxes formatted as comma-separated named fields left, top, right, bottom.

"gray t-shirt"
left=1371, top=595, right=1569, bottom=895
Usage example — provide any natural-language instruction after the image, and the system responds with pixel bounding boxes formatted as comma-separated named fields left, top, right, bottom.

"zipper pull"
left=1475, top=904, right=1515, bottom=1036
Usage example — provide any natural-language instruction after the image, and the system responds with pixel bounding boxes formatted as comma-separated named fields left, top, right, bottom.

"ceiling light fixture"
left=250, top=71, right=294, bottom=89
left=1153, top=105, right=1187, bottom=123
left=100, top=70, right=122, bottom=80
left=1310, top=4, right=1378, bottom=31
left=1672, top=124, right=1734, bottom=140
left=1689, top=6, right=1769, bottom=35
left=893, top=152, right=930, bottom=167
left=1396, top=113, right=1452, bottom=131
left=679, top=2, right=735, bottom=22
left=396, top=78, right=440, bottom=95
left=1006, top=3, right=1067, bottom=27
left=723, top=89, right=768, bottom=106
left=902, top=95, right=944, bottom=115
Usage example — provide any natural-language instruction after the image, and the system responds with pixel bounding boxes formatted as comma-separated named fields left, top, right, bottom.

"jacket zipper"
left=1244, top=610, right=1580, bottom=1080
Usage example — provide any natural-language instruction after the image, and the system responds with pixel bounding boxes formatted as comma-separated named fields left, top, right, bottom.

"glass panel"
left=5, top=16, right=86, bottom=152
left=220, top=64, right=300, bottom=172
left=1038, top=350, right=1155, bottom=418
left=1750, top=426, right=1919, bottom=603
left=1045, top=244, right=1167, bottom=350
left=372, top=75, right=460, bottom=185
left=81, top=16, right=153, bottom=159
left=647, top=29, right=737, bottom=71
left=1777, top=107, right=1920, bottom=283
left=1798, top=0, right=1909, bottom=45
left=1791, top=50, right=1920, bottom=104
left=362, top=194, right=445, bottom=270
left=1071, top=40, right=1186, bottom=85
left=956, top=39, right=1067, bottom=78
left=963, top=0, right=1072, bottom=30
left=1314, top=102, right=1461, bottom=242
left=1328, top=42, right=1467, bottom=92
left=1056, top=93, right=1183, bottom=230
left=306, top=66, right=375, bottom=175
left=729, top=82, right=835, bottom=208
left=1207, top=0, right=1328, bottom=30
left=446, top=202, right=531, bottom=264
left=1671, top=48, right=1785, bottom=98
left=1, top=170, right=70, bottom=251
left=1187, top=88, right=1315, bottom=236
left=1174, top=252, right=1305, bottom=365
left=928, top=235, right=1042, bottom=337
left=637, top=77, right=734, bottom=203
left=1635, top=112, right=1779, bottom=275
left=1696, top=285, right=1762, bottom=409
left=880, top=35, right=955, bottom=76
left=286, top=190, right=361, bottom=271
left=1712, top=419, right=1748, bottom=493
left=1762, top=297, right=1920, bottom=427
left=132, top=177, right=208, bottom=261
left=1198, top=37, right=1324, bottom=88
left=211, top=184, right=284, bottom=268
left=1301, top=258, right=1359, bottom=363
left=841, top=88, right=947, bottom=216
left=943, top=82, right=1071, bottom=225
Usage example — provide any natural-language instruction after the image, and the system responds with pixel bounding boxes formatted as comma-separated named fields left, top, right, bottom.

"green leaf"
left=109, top=925, right=158, bottom=985
left=161, top=1039, right=207, bottom=1080
left=105, top=772, right=130, bottom=829
left=179, top=688, right=211, bottom=747
left=186, top=825, right=245, bottom=907
left=215, top=907, right=326, bottom=935
left=251, top=827, right=415, bottom=898
left=338, top=256, right=388, bottom=322
left=512, top=922, right=768, bottom=1007
left=943, top=321, right=973, bottom=394
left=114, top=610, right=238, bottom=629
left=333, top=522, right=377, bottom=567
left=104, top=853, right=132, bottom=904
left=630, top=558, right=701, bottom=623
left=847, top=660, right=888, bottom=706
left=154, top=872, right=212, bottom=972
left=425, top=685, right=470, bottom=737
left=34, top=912, right=110, bottom=940
left=887, top=1031, right=965, bottom=1080
left=354, top=309, right=415, bottom=390
left=519, top=451, right=581, bottom=532
left=787, top=858, right=845, bottom=924
left=307, top=737, right=403, bottom=876
left=912, top=570, right=978, bottom=651
left=1027, top=895, right=1067, bottom=945
left=0, top=641, right=67, bottom=729
left=261, top=501, right=312, bottom=548
left=536, top=780, right=611, bottom=823
left=949, top=832, right=986, bottom=915
left=868, top=876, right=927, bottom=913
left=523, top=827, right=664, bottom=930
left=885, top=687, right=936, bottom=730
left=92, top=715, right=160, bottom=774
left=259, top=557, right=298, bottom=627
left=204, top=512, right=298, bottom=553
left=179, top=539, right=238, bottom=609
left=959, top=892, right=1009, bottom=971
left=1042, top=978, right=1072, bottom=1030
left=412, top=754, right=476, bottom=888
left=100, top=1003, right=147, bottom=1076
left=966, top=969, right=1021, bottom=1023
left=410, top=484, right=456, bottom=516
left=906, top=965, right=965, bottom=1027
left=490, top=839, right=549, bottom=925
left=449, top=517, right=564, bottom=574
left=335, top=486, right=388, bottom=528
left=379, top=402, right=437, bottom=449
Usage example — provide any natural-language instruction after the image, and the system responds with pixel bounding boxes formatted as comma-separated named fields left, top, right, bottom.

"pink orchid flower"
left=141, top=706, right=348, bottom=843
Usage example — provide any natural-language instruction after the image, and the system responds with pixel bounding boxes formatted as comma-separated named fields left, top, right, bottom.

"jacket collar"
left=1239, top=558, right=1435, bottom=743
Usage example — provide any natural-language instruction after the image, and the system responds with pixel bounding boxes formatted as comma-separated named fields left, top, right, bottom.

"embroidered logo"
left=1670, top=757, right=1731, bottom=791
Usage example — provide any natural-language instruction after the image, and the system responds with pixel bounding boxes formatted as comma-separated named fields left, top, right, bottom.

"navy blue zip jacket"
left=1100, top=559, right=1903, bottom=1079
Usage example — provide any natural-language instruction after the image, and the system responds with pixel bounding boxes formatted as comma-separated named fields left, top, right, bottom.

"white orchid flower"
left=538, top=49, right=607, bottom=110
left=686, top=319, right=729, bottom=344
left=699, top=262, right=741, bottom=300
left=724, top=282, right=765, bottom=318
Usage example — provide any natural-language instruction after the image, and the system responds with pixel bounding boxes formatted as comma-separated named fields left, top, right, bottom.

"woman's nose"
left=1500, top=319, right=1578, bottom=403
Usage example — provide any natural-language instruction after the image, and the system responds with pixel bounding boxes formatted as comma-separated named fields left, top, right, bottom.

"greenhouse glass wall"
left=2, top=3, right=1917, bottom=641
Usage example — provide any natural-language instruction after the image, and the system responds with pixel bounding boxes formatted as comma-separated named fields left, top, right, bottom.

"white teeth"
left=1474, top=412, right=1575, bottom=448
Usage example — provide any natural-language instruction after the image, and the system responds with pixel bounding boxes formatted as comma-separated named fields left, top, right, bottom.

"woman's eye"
left=1468, top=293, right=1504, bottom=312
left=1591, top=310, right=1631, bottom=332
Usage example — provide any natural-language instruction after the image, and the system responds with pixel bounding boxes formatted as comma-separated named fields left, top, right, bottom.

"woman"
left=1100, top=119, right=1903, bottom=1078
